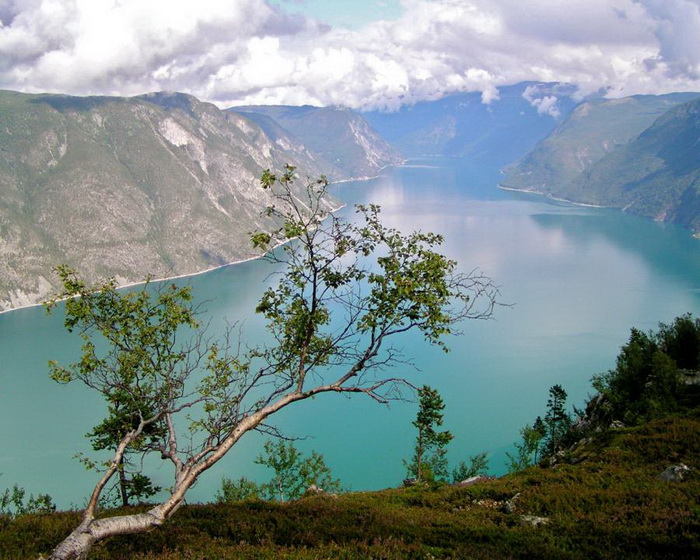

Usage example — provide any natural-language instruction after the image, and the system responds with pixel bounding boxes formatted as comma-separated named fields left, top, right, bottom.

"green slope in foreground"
left=4, top=406, right=698, bottom=559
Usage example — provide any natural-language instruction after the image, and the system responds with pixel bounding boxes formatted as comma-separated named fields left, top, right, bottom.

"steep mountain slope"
left=361, top=83, right=579, bottom=165
left=231, top=105, right=403, bottom=179
left=501, top=93, right=700, bottom=232
left=501, top=92, right=699, bottom=194
left=565, top=98, right=700, bottom=231
left=0, top=91, right=331, bottom=312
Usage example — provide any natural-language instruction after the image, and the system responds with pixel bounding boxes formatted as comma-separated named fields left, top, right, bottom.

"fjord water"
left=2, top=157, right=700, bottom=508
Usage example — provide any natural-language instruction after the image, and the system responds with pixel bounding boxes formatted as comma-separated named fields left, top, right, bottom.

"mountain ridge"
left=361, top=82, right=580, bottom=166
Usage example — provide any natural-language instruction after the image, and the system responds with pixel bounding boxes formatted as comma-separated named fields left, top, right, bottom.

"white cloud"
left=637, top=0, right=700, bottom=79
left=0, top=0, right=310, bottom=95
left=1, top=0, right=700, bottom=110
left=523, top=88, right=560, bottom=118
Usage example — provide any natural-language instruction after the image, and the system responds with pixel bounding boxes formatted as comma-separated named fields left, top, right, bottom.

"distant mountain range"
left=362, top=83, right=579, bottom=166
left=0, top=90, right=397, bottom=312
left=501, top=93, right=700, bottom=232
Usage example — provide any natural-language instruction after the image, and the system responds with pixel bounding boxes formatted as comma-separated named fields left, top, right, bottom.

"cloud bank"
left=1, top=0, right=700, bottom=110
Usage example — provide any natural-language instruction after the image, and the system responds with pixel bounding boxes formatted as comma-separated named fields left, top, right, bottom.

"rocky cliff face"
left=0, top=91, right=358, bottom=312
left=231, top=105, right=403, bottom=179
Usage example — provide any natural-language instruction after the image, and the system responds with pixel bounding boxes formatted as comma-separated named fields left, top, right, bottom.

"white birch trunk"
left=49, top=510, right=165, bottom=559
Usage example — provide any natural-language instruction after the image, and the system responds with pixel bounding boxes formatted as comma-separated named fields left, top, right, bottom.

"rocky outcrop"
left=659, top=464, right=691, bottom=482
left=520, top=515, right=550, bottom=527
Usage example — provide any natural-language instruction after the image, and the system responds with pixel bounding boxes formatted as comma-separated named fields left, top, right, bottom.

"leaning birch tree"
left=46, top=165, right=500, bottom=559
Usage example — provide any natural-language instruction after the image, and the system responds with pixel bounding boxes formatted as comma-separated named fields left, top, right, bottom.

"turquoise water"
left=2, top=157, right=700, bottom=508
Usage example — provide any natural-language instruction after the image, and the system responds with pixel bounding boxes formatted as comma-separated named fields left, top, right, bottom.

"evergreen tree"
left=85, top=392, right=164, bottom=507
left=405, top=385, right=453, bottom=482
left=544, top=385, right=571, bottom=455
left=591, top=315, right=698, bottom=424
left=657, top=313, right=700, bottom=371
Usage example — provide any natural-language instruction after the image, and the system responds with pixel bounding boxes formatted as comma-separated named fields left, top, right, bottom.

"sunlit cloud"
left=1, top=0, right=699, bottom=110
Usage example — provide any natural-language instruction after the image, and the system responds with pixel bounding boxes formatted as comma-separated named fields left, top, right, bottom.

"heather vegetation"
left=1, top=413, right=697, bottom=559
left=2, top=314, right=698, bottom=559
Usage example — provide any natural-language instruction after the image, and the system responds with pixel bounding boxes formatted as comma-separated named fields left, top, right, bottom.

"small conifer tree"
left=405, top=385, right=453, bottom=482
left=544, top=384, right=571, bottom=455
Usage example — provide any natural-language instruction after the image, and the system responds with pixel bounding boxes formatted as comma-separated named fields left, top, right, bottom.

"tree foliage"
left=84, top=392, right=164, bottom=507
left=505, top=314, right=700, bottom=475
left=255, top=440, right=342, bottom=501
left=0, top=484, right=55, bottom=518
left=216, top=440, right=341, bottom=503
left=505, top=417, right=546, bottom=473
left=544, top=384, right=571, bottom=456
left=452, top=452, right=489, bottom=483
left=44, top=166, right=499, bottom=559
left=592, top=314, right=699, bottom=424
left=216, top=476, right=261, bottom=503
left=506, top=384, right=572, bottom=472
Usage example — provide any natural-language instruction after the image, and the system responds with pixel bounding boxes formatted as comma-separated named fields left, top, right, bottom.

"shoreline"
left=0, top=166, right=401, bottom=317
left=497, top=184, right=606, bottom=208
left=0, top=249, right=277, bottom=318
left=499, top=184, right=700, bottom=237
left=331, top=160, right=405, bottom=185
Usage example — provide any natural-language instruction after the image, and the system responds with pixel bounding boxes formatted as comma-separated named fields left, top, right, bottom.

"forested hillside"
left=501, top=93, right=700, bottom=233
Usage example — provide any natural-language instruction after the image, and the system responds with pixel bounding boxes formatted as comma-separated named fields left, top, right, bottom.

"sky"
left=1, top=0, right=700, bottom=111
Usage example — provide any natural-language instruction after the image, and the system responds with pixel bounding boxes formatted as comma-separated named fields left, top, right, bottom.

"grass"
left=2, top=411, right=698, bottom=559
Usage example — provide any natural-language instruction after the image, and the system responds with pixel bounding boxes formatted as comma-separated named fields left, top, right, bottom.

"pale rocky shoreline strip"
left=497, top=184, right=606, bottom=208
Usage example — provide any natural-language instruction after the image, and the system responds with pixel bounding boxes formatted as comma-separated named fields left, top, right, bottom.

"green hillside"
left=563, top=98, right=700, bottom=231
left=501, top=93, right=700, bottom=233
left=3, top=315, right=699, bottom=559
left=3, top=409, right=697, bottom=559
left=502, top=93, right=698, bottom=192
